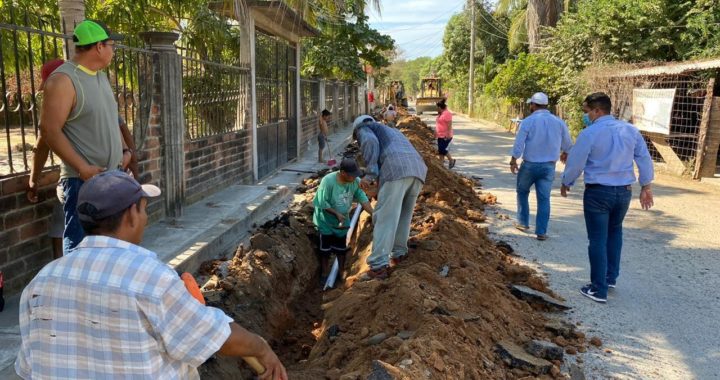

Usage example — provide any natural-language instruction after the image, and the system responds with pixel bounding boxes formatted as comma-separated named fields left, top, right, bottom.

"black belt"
left=585, top=184, right=632, bottom=190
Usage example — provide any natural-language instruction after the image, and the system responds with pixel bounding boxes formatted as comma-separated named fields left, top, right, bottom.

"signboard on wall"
left=632, top=88, right=676, bottom=135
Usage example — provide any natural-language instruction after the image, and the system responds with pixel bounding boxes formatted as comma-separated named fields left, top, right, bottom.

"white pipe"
left=346, top=204, right=363, bottom=246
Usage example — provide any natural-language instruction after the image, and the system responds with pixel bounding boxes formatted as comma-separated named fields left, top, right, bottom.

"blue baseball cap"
left=77, top=171, right=160, bottom=222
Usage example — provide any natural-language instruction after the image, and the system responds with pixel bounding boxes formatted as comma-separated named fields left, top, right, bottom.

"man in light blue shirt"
left=510, top=92, right=572, bottom=240
left=561, top=92, right=654, bottom=304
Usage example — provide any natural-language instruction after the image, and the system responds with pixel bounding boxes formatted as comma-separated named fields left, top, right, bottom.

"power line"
left=475, top=4, right=508, bottom=35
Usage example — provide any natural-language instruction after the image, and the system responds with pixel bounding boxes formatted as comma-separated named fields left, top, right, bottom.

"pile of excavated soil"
left=199, top=116, right=596, bottom=380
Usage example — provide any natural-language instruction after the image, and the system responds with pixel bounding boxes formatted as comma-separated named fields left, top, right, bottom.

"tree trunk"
left=58, top=0, right=86, bottom=59
left=527, top=0, right=564, bottom=53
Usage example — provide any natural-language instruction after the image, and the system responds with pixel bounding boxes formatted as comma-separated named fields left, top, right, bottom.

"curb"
left=167, top=185, right=292, bottom=274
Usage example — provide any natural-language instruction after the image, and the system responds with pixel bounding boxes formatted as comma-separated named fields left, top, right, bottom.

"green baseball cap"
left=72, top=20, right=123, bottom=47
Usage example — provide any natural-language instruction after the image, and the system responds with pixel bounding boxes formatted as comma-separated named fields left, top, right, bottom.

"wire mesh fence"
left=586, top=66, right=713, bottom=175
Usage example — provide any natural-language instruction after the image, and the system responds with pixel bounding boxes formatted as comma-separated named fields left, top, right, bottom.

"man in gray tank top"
left=40, top=20, right=130, bottom=252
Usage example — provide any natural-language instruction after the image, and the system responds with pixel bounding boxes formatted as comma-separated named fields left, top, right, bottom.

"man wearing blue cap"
left=509, top=92, right=572, bottom=241
left=15, top=171, right=287, bottom=379
left=40, top=20, right=133, bottom=253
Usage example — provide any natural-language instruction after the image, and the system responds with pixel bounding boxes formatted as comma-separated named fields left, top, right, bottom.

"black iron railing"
left=0, top=9, right=155, bottom=178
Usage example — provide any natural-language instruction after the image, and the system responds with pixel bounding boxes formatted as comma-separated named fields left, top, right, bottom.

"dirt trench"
left=198, top=116, right=589, bottom=380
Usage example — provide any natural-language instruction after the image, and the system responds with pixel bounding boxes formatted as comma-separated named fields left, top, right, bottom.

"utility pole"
left=468, top=0, right=476, bottom=116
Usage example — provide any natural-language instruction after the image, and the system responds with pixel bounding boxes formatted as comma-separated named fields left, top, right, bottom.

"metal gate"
left=255, top=31, right=297, bottom=179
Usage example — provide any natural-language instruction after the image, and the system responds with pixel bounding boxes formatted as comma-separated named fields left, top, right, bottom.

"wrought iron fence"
left=180, top=50, right=250, bottom=140
left=0, top=9, right=155, bottom=178
left=301, top=78, right=319, bottom=118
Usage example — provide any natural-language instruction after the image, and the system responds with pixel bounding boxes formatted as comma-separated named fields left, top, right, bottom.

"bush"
left=485, top=53, right=564, bottom=104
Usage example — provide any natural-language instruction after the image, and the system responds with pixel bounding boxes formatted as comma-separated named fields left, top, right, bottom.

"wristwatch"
left=123, top=148, right=133, bottom=155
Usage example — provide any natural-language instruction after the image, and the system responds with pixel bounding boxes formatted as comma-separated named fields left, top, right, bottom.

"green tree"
left=301, top=12, right=394, bottom=80
left=485, top=52, right=563, bottom=103
left=542, top=0, right=678, bottom=71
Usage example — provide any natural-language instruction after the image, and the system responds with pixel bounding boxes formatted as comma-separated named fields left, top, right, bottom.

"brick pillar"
left=141, top=32, right=185, bottom=217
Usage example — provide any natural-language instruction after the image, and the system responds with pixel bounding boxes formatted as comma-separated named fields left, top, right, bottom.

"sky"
left=366, top=0, right=467, bottom=61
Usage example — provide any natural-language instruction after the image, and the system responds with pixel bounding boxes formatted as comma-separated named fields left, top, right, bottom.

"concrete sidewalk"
left=0, top=123, right=355, bottom=378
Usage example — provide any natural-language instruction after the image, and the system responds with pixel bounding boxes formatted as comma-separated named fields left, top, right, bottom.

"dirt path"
left=420, top=113, right=720, bottom=380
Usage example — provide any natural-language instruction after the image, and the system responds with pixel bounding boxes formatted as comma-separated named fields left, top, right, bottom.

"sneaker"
left=514, top=223, right=529, bottom=232
left=390, top=255, right=407, bottom=268
left=607, top=283, right=616, bottom=289
left=536, top=234, right=548, bottom=241
left=580, top=284, right=607, bottom=303
left=449, top=159, right=457, bottom=169
left=359, top=266, right=389, bottom=281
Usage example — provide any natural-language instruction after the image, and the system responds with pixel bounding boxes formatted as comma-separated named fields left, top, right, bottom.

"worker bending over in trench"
left=15, top=171, right=287, bottom=380
left=313, top=158, right=374, bottom=285
left=353, top=115, right=427, bottom=281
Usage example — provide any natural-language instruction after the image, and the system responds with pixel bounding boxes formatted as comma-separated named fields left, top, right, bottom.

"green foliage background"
left=432, top=0, right=720, bottom=136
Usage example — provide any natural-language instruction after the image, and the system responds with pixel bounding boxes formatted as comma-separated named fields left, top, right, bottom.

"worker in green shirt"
left=313, top=158, right=374, bottom=285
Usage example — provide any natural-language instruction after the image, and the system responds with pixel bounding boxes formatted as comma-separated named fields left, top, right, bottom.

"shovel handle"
left=243, top=356, right=266, bottom=375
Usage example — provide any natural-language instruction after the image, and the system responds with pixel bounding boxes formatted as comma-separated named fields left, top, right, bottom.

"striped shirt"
left=356, top=122, right=427, bottom=184
left=15, top=236, right=232, bottom=380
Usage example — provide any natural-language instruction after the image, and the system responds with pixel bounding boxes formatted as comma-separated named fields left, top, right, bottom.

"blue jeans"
left=516, top=161, right=556, bottom=235
left=60, top=177, right=85, bottom=253
left=583, top=185, right=632, bottom=298
left=367, top=177, right=423, bottom=270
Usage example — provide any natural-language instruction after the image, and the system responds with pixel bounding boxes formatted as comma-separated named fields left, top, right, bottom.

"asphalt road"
left=420, top=112, right=720, bottom=380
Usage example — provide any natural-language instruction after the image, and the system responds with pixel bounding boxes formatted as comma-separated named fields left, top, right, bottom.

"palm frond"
left=508, top=8, right=527, bottom=52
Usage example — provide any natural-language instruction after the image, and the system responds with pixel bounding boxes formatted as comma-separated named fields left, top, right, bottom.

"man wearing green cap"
left=40, top=20, right=130, bottom=253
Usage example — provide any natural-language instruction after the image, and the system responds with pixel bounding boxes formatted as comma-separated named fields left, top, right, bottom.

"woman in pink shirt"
left=435, top=101, right=456, bottom=168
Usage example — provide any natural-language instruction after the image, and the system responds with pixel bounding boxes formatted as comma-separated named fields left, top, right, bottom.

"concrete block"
left=496, top=340, right=552, bottom=375
left=510, top=284, right=570, bottom=310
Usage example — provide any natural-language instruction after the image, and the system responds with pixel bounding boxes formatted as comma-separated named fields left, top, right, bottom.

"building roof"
left=210, top=1, right=319, bottom=39
left=608, top=57, right=720, bottom=78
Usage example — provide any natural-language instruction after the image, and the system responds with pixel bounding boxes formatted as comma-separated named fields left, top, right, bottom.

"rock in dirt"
left=367, top=360, right=405, bottom=380
left=431, top=306, right=451, bottom=316
left=589, top=336, right=603, bottom=347
left=496, top=340, right=552, bottom=375
left=569, top=364, right=586, bottom=380
left=328, top=325, right=341, bottom=338
left=565, top=346, right=578, bottom=355
left=250, top=233, right=275, bottom=251
left=524, top=340, right=564, bottom=361
left=397, top=331, right=414, bottom=340
left=466, top=209, right=486, bottom=222
left=398, top=359, right=413, bottom=369
left=366, top=333, right=388, bottom=346
left=550, top=365, right=561, bottom=377
left=418, top=240, right=441, bottom=251
left=544, top=320, right=576, bottom=337
left=383, top=337, right=404, bottom=350
left=495, top=241, right=516, bottom=256
left=553, top=336, right=568, bottom=347
left=439, top=265, right=450, bottom=277
left=510, top=285, right=570, bottom=310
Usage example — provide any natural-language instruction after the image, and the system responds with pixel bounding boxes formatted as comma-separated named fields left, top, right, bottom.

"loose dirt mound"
left=199, top=116, right=588, bottom=379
